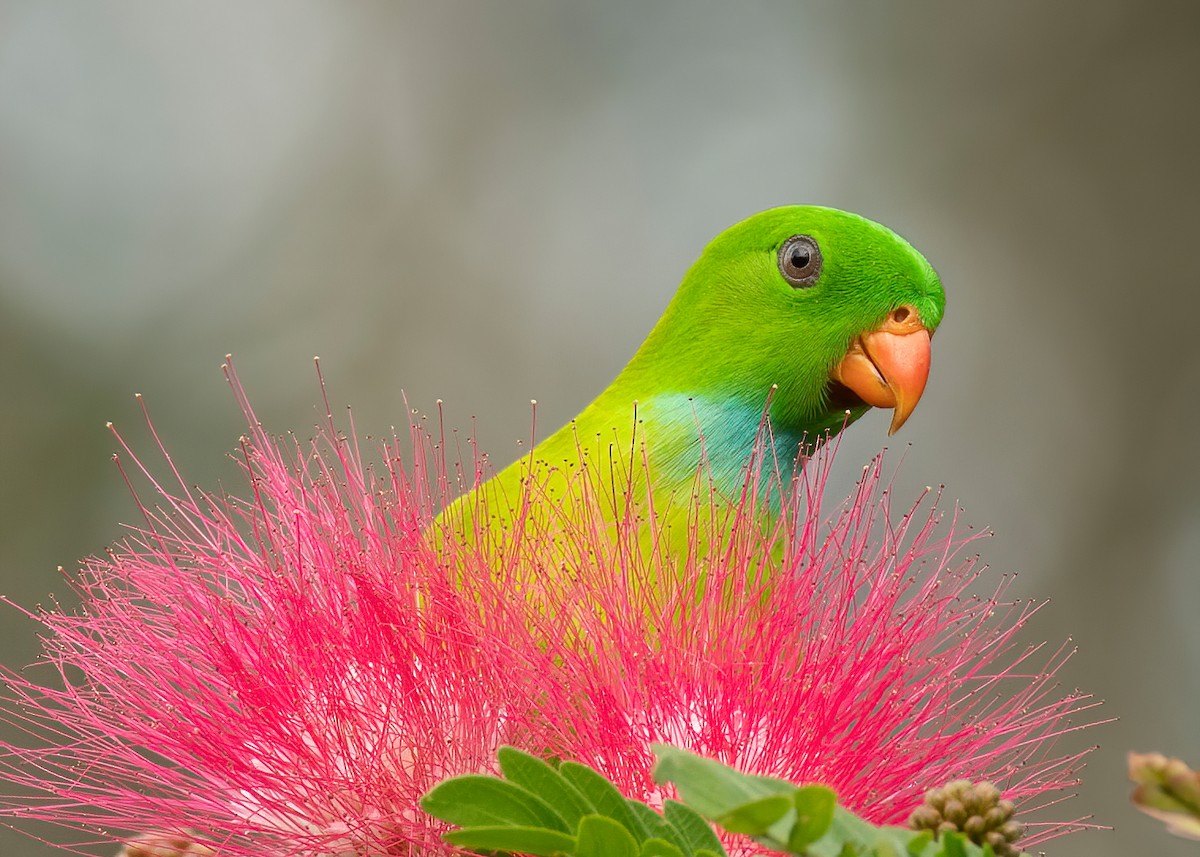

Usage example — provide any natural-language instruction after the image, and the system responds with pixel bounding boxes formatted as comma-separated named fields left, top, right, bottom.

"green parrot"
left=440, top=205, right=944, bottom=562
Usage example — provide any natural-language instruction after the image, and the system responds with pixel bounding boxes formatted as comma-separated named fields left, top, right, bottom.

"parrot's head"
left=640, top=205, right=945, bottom=437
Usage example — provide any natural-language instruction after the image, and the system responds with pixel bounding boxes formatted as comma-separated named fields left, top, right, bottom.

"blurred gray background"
left=2, top=2, right=1198, bottom=855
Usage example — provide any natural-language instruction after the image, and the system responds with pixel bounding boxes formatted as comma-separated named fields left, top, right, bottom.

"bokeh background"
left=2, top=2, right=1198, bottom=855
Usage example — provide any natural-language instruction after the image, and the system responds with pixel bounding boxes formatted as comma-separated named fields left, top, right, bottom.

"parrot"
left=439, top=205, right=945, bottom=564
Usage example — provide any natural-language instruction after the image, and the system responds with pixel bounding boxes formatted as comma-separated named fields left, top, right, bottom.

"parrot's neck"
left=470, top=383, right=865, bottom=535
left=632, top=393, right=822, bottom=503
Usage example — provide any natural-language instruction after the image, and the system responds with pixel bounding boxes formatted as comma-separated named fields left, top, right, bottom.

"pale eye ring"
left=778, top=234, right=822, bottom=287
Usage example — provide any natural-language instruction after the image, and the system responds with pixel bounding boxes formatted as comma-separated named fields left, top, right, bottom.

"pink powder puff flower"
left=0, top=362, right=1102, bottom=856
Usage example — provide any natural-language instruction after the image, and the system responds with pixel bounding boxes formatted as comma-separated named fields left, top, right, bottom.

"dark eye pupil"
left=790, top=249, right=810, bottom=269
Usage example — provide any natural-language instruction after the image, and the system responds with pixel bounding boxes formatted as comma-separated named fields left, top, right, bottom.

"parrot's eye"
left=778, top=235, right=822, bottom=288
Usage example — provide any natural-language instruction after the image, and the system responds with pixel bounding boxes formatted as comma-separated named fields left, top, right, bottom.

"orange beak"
left=829, top=305, right=932, bottom=435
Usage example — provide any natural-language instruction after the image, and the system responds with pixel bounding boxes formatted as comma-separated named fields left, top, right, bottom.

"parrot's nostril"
left=892, top=307, right=910, bottom=323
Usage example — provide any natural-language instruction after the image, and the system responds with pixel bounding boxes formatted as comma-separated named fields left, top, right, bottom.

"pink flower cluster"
left=0, top=362, right=1099, bottom=855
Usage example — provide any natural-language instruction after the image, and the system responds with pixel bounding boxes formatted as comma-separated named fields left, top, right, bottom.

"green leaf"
left=941, top=831, right=968, bottom=857
left=628, top=798, right=682, bottom=844
left=800, top=806, right=876, bottom=857
left=786, top=785, right=837, bottom=850
left=896, top=830, right=1026, bottom=857
left=870, top=825, right=938, bottom=857
left=419, top=773, right=568, bottom=831
left=905, top=830, right=935, bottom=857
left=695, top=851, right=725, bottom=857
left=577, top=813, right=640, bottom=857
left=497, top=746, right=596, bottom=828
left=870, top=839, right=902, bottom=857
left=640, top=837, right=687, bottom=857
left=560, top=760, right=650, bottom=841
left=716, top=793, right=794, bottom=835
left=663, top=798, right=728, bottom=856
left=652, top=744, right=793, bottom=821
left=442, top=824, right=576, bottom=855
